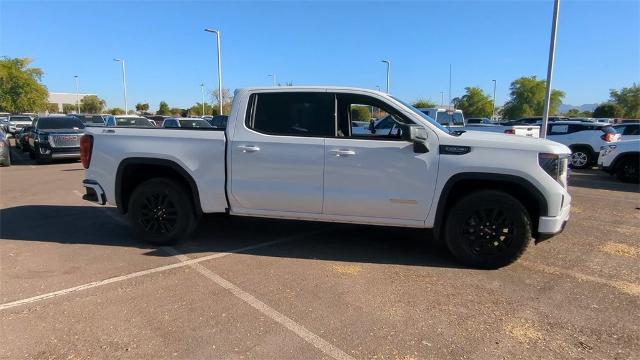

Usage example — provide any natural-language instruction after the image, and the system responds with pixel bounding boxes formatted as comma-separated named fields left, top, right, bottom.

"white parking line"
left=0, top=231, right=324, bottom=311
left=164, top=247, right=355, bottom=360
left=520, top=260, right=640, bottom=297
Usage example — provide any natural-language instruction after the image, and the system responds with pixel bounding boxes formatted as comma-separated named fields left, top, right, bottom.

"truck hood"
left=445, top=130, right=570, bottom=155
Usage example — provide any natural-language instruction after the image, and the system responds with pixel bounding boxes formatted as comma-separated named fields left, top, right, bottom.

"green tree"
left=62, top=103, right=77, bottom=113
left=169, top=107, right=184, bottom=116
left=501, top=76, right=565, bottom=120
left=609, top=84, right=640, bottom=118
left=564, top=108, right=581, bottom=117
left=189, top=102, right=214, bottom=116
left=47, top=103, right=59, bottom=113
left=80, top=95, right=106, bottom=114
left=452, top=87, right=494, bottom=118
left=412, top=98, right=437, bottom=108
left=593, top=103, right=624, bottom=118
left=0, top=57, right=49, bottom=113
left=106, top=108, right=125, bottom=115
left=157, top=101, right=170, bottom=115
left=135, top=102, right=150, bottom=113
left=211, top=89, right=233, bottom=115
left=351, top=106, right=371, bottom=121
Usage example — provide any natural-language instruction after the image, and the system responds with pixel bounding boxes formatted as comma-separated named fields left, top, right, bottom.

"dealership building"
left=48, top=92, right=95, bottom=113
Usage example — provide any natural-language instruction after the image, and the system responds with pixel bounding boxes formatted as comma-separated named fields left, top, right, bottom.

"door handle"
left=102, top=129, right=115, bottom=134
left=237, top=145, right=260, bottom=153
left=329, top=149, right=356, bottom=157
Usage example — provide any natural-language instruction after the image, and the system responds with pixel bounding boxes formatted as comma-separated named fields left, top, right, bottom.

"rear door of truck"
left=228, top=91, right=333, bottom=213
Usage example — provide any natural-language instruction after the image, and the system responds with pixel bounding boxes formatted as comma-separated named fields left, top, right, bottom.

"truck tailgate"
left=85, top=127, right=228, bottom=213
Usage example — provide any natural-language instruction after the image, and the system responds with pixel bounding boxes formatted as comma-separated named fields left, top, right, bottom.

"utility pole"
left=268, top=73, right=276, bottom=86
left=204, top=28, right=223, bottom=115
left=74, top=75, right=80, bottom=113
left=113, top=59, right=128, bottom=114
left=440, top=91, right=444, bottom=107
left=381, top=60, right=391, bottom=94
left=201, top=83, right=205, bottom=116
left=541, top=0, right=560, bottom=138
left=492, top=80, right=497, bottom=121
left=448, top=64, right=452, bottom=108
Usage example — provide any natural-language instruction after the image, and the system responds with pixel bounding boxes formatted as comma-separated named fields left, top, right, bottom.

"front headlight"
left=539, top=153, right=568, bottom=188
left=600, top=144, right=616, bottom=157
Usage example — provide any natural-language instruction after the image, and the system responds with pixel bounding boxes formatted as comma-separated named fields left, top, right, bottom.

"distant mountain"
left=558, top=103, right=598, bottom=113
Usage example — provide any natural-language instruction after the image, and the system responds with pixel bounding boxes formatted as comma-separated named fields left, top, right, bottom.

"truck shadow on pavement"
left=568, top=169, right=640, bottom=193
left=0, top=205, right=462, bottom=269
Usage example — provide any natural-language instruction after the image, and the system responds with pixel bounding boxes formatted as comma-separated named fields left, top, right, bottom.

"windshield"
left=37, top=117, right=85, bottom=129
left=115, top=117, right=153, bottom=127
left=390, top=96, right=450, bottom=133
left=436, top=111, right=464, bottom=126
left=178, top=119, right=212, bottom=128
left=10, top=116, right=32, bottom=123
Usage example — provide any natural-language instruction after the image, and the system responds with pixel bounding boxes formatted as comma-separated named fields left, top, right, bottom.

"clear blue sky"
left=1, top=0, right=638, bottom=110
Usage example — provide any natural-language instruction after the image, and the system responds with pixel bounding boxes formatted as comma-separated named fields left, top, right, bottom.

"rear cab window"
left=246, top=92, right=335, bottom=137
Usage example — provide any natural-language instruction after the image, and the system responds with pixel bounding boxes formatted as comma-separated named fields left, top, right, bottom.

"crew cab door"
left=229, top=91, right=334, bottom=213
left=323, top=93, right=438, bottom=222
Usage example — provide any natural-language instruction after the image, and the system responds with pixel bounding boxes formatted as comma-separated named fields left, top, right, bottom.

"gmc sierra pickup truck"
left=81, top=87, right=571, bottom=269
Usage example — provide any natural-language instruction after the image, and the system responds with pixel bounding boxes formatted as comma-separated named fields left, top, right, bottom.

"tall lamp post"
left=381, top=60, right=390, bottom=94
left=113, top=59, right=128, bottom=114
left=491, top=80, right=497, bottom=121
left=200, top=84, right=206, bottom=116
left=268, top=73, right=276, bottom=86
left=74, top=75, right=80, bottom=113
left=541, top=0, right=560, bottom=138
left=440, top=91, right=444, bottom=107
left=204, top=28, right=223, bottom=115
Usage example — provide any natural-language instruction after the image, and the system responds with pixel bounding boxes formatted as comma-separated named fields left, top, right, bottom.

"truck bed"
left=85, top=127, right=228, bottom=213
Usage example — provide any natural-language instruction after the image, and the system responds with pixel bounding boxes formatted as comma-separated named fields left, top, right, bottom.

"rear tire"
left=34, top=145, right=51, bottom=164
left=128, top=178, right=196, bottom=245
left=615, top=157, right=640, bottom=183
left=569, top=147, right=592, bottom=169
left=444, top=190, right=531, bottom=269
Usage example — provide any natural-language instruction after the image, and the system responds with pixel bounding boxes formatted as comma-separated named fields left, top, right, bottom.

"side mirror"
left=401, top=125, right=429, bottom=153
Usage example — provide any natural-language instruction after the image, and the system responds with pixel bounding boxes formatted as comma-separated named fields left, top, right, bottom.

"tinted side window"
left=248, top=93, right=334, bottom=137
left=624, top=125, right=639, bottom=135
left=568, top=124, right=587, bottom=133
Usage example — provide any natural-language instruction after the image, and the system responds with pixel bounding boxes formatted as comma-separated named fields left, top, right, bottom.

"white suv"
left=599, top=139, right=640, bottom=183
left=546, top=121, right=620, bottom=169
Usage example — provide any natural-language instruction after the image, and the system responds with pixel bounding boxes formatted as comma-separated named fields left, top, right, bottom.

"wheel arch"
left=115, top=157, right=203, bottom=216
left=433, top=173, right=548, bottom=240
left=611, top=151, right=640, bottom=172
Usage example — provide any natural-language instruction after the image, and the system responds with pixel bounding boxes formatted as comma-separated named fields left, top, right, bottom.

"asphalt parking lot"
left=1, top=145, right=639, bottom=360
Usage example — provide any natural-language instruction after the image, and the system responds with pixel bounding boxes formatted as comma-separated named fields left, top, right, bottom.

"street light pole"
left=448, top=64, right=452, bottom=108
left=204, top=28, right=223, bottom=115
left=492, top=79, right=497, bottom=121
left=201, top=83, right=205, bottom=116
left=381, top=60, right=390, bottom=94
left=74, top=75, right=80, bottom=114
left=541, top=0, right=560, bottom=138
left=113, top=59, right=128, bottom=114
left=440, top=91, right=444, bottom=107
left=268, top=73, right=276, bottom=86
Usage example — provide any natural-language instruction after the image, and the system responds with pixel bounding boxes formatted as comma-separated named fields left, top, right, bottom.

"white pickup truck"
left=81, top=87, right=571, bottom=269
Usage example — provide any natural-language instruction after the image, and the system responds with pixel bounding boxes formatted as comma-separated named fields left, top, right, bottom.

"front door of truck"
left=229, top=91, right=334, bottom=213
left=323, top=93, right=437, bottom=221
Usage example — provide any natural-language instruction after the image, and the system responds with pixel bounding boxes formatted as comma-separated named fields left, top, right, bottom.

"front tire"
left=615, top=157, right=640, bottom=183
left=569, top=147, right=592, bottom=169
left=128, top=178, right=196, bottom=245
left=445, top=190, right=531, bottom=269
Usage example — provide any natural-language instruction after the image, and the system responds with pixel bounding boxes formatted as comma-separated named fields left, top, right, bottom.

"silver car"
left=0, top=129, right=11, bottom=166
